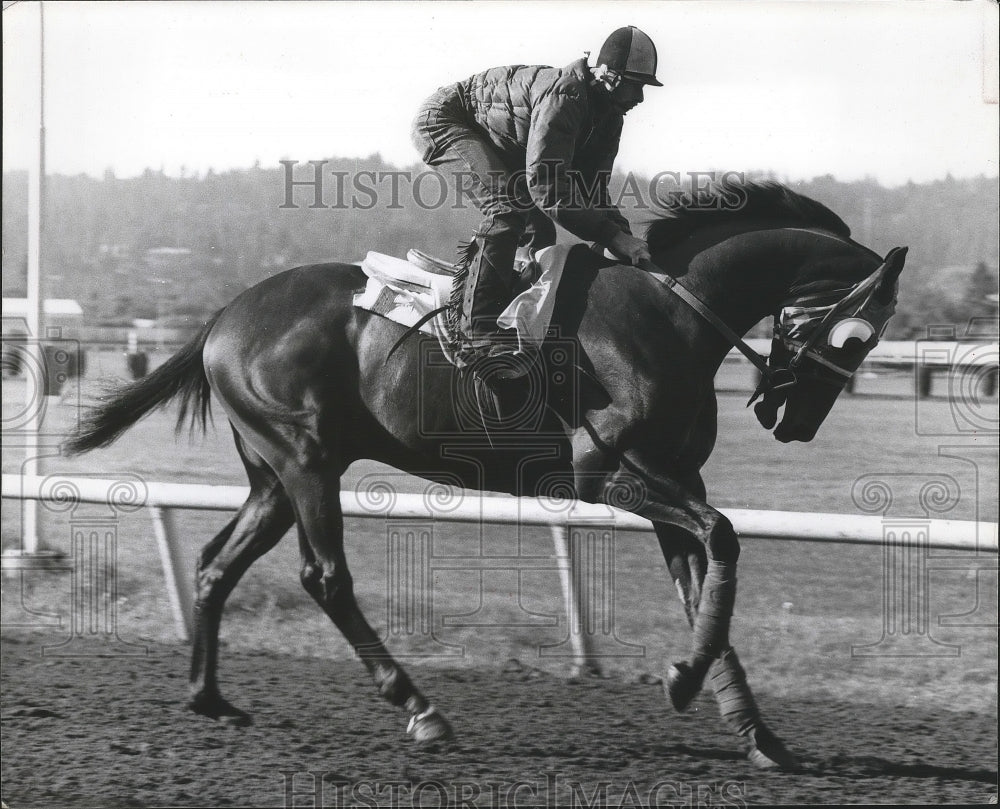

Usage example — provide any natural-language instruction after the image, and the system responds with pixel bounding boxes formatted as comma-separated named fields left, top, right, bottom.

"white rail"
left=737, top=339, right=999, bottom=368
left=3, top=474, right=997, bottom=672
left=4, top=474, right=995, bottom=548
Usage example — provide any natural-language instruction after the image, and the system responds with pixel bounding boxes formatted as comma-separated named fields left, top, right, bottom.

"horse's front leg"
left=598, top=465, right=741, bottom=707
left=665, top=516, right=738, bottom=709
left=657, top=522, right=798, bottom=770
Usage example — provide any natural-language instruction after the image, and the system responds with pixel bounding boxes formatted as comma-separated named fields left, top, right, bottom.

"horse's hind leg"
left=656, top=522, right=797, bottom=770
left=188, top=430, right=294, bottom=724
left=288, top=469, right=453, bottom=743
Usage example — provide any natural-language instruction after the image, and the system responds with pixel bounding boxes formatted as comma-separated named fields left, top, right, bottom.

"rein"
left=637, top=259, right=797, bottom=402
left=638, top=245, right=896, bottom=405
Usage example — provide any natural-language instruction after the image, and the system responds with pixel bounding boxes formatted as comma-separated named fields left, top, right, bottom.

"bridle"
left=638, top=243, right=905, bottom=407
left=774, top=266, right=895, bottom=376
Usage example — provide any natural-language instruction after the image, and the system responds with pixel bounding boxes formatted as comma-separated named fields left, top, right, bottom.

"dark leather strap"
left=638, top=259, right=772, bottom=378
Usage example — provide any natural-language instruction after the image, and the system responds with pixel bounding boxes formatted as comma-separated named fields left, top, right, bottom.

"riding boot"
left=458, top=233, right=534, bottom=382
left=460, top=232, right=517, bottom=340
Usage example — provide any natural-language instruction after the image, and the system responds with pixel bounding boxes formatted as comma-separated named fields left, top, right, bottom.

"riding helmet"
left=597, top=26, right=663, bottom=87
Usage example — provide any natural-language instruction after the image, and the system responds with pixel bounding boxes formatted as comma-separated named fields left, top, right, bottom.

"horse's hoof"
left=188, top=694, right=253, bottom=727
left=406, top=706, right=453, bottom=743
left=664, top=662, right=701, bottom=712
left=745, top=724, right=799, bottom=771
left=218, top=711, right=253, bottom=728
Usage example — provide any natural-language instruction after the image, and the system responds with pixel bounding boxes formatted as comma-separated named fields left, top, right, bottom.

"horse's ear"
left=883, top=246, right=908, bottom=279
left=876, top=246, right=907, bottom=302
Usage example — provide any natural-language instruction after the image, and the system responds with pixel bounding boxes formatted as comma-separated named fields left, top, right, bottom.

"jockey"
left=411, top=26, right=661, bottom=383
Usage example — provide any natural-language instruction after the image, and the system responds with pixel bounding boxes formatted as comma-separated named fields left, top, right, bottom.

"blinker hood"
left=754, top=245, right=908, bottom=437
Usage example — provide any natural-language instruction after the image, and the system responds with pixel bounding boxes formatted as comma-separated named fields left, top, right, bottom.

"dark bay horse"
left=64, top=182, right=906, bottom=769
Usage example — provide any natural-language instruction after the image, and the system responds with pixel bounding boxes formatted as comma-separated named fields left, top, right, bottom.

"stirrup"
left=455, top=334, right=535, bottom=381
left=471, top=343, right=535, bottom=383
left=454, top=338, right=492, bottom=372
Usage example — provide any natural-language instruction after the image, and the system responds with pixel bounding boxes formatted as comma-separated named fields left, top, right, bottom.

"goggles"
left=592, top=64, right=623, bottom=91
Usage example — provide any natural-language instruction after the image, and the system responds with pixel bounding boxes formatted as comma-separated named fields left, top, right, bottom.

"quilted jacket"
left=452, top=58, right=632, bottom=246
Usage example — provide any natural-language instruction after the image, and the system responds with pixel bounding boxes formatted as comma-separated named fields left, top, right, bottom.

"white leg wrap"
left=710, top=647, right=759, bottom=735
left=692, top=560, right=737, bottom=662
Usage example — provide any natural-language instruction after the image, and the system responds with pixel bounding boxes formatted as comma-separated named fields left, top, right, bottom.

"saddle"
left=353, top=244, right=574, bottom=362
left=408, top=247, right=544, bottom=286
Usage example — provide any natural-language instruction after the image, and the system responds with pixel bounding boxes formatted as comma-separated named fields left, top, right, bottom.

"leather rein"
left=638, top=258, right=777, bottom=381
left=637, top=241, right=894, bottom=406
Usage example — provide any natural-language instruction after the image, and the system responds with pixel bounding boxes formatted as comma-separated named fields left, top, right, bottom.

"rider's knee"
left=476, top=209, right=529, bottom=241
left=523, top=209, right=557, bottom=249
left=410, top=93, right=453, bottom=165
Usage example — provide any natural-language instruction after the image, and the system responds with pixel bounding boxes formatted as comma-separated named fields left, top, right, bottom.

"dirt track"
left=1, top=636, right=996, bottom=807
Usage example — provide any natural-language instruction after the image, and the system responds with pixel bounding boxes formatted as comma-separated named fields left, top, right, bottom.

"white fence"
left=3, top=473, right=997, bottom=673
left=736, top=339, right=998, bottom=369
left=729, top=339, right=999, bottom=397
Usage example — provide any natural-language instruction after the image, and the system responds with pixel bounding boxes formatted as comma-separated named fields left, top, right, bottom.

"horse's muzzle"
left=772, top=419, right=819, bottom=443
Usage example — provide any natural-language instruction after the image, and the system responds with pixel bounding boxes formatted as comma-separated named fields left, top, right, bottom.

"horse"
left=64, top=181, right=906, bottom=770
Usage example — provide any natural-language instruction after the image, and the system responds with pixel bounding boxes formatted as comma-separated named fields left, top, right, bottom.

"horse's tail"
left=62, top=309, right=224, bottom=456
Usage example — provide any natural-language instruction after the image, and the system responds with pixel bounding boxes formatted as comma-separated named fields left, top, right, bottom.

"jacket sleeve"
left=588, top=117, right=632, bottom=237
left=525, top=91, right=625, bottom=247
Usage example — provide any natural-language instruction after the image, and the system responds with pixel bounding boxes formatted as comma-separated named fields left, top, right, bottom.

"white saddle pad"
left=353, top=244, right=573, bottom=350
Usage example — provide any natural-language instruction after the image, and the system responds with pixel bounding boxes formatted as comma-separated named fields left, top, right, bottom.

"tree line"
left=2, top=159, right=996, bottom=338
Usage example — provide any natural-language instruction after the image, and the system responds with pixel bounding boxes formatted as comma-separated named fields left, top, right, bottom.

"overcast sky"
left=3, top=0, right=998, bottom=186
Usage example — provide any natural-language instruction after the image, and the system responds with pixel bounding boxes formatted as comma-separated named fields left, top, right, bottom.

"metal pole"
left=149, top=506, right=193, bottom=642
left=22, top=1, right=47, bottom=555
left=550, top=524, right=596, bottom=676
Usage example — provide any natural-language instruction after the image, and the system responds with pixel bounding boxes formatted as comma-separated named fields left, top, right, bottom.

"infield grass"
left=2, top=351, right=996, bottom=717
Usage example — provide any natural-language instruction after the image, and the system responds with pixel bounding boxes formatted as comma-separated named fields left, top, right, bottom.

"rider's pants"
left=411, top=89, right=555, bottom=339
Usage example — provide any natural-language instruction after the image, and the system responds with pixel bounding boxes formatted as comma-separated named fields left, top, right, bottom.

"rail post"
left=149, top=506, right=194, bottom=642
left=917, top=365, right=933, bottom=398
left=549, top=524, right=594, bottom=676
left=545, top=521, right=645, bottom=675
left=983, top=368, right=998, bottom=398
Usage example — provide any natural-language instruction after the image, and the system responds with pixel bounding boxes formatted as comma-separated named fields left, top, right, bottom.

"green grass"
left=2, top=354, right=996, bottom=715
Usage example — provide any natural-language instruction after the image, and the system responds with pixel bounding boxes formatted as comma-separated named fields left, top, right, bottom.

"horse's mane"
left=643, top=180, right=851, bottom=252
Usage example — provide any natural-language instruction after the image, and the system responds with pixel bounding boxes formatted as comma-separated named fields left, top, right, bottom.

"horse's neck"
left=652, top=225, right=854, bottom=362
